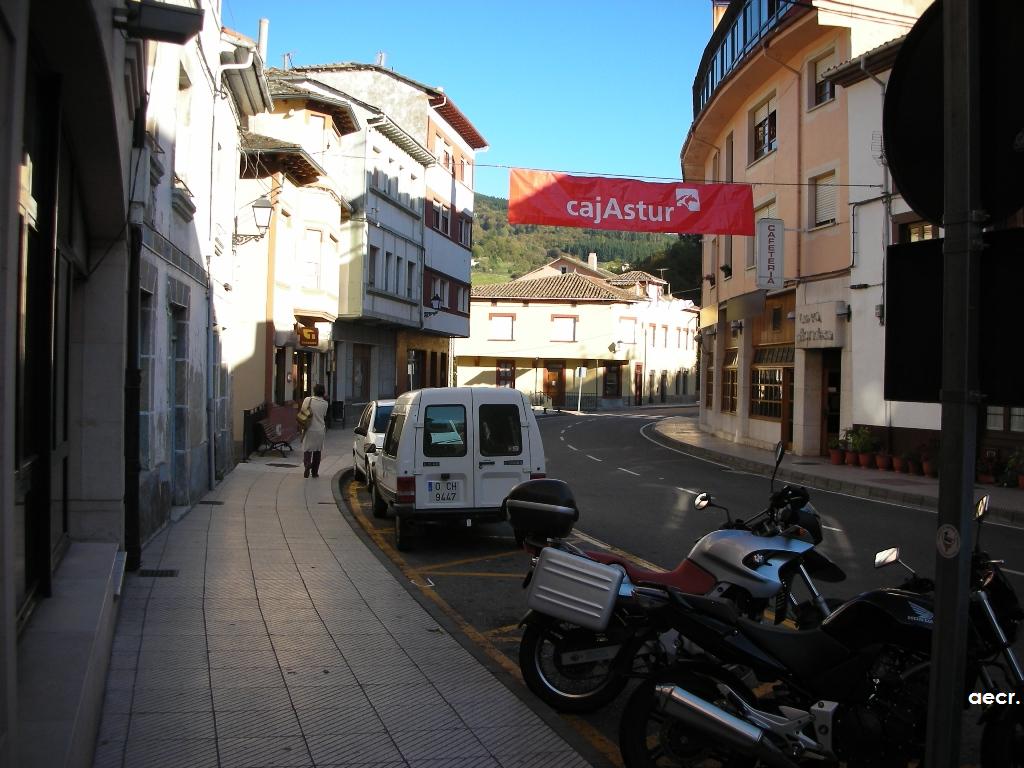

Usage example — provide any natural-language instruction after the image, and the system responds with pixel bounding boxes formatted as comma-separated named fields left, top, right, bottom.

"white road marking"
left=587, top=455, right=603, bottom=462
left=568, top=445, right=578, bottom=451
left=822, top=525, right=843, bottom=533
left=618, top=468, right=640, bottom=476
left=1003, top=568, right=1024, bottom=578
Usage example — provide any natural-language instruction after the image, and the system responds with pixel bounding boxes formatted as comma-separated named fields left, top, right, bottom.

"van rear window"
left=479, top=404, right=523, bottom=456
left=423, top=405, right=467, bottom=457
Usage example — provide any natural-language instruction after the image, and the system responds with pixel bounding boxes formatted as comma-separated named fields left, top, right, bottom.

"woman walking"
left=300, top=384, right=330, bottom=478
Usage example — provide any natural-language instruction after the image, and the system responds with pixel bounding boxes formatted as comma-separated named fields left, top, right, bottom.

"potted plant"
left=827, top=436, right=845, bottom=465
left=892, top=452, right=907, bottom=473
left=842, top=428, right=859, bottom=466
left=851, top=426, right=875, bottom=468
left=976, top=450, right=1001, bottom=485
left=920, top=442, right=939, bottom=478
left=906, top=451, right=921, bottom=476
left=1004, top=448, right=1024, bottom=489
left=875, top=447, right=893, bottom=471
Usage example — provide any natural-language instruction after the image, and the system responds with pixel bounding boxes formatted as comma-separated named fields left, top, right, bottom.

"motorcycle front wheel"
left=619, top=669, right=757, bottom=768
left=518, top=620, right=631, bottom=713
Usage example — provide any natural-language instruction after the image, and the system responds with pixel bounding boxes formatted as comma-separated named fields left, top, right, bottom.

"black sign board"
left=884, top=228, right=1024, bottom=405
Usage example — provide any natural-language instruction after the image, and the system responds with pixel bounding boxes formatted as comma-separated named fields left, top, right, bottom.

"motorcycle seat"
left=738, top=619, right=849, bottom=679
left=585, top=552, right=717, bottom=596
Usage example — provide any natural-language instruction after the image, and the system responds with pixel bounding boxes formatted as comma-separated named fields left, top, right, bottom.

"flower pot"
left=977, top=473, right=996, bottom=485
left=908, top=460, right=922, bottom=475
left=829, top=448, right=844, bottom=465
left=1018, top=474, right=1024, bottom=489
left=923, top=460, right=937, bottom=478
left=892, top=456, right=906, bottom=473
left=876, top=454, right=892, bottom=471
left=858, top=451, right=875, bottom=468
left=845, top=449, right=859, bottom=466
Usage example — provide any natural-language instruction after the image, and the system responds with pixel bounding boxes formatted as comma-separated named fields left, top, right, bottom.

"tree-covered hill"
left=471, top=194, right=703, bottom=302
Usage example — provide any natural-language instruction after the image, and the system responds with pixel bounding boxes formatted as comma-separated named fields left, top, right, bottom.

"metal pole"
left=925, top=2, right=983, bottom=765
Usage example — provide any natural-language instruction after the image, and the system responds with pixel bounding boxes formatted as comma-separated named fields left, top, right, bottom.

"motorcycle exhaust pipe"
left=654, top=684, right=799, bottom=768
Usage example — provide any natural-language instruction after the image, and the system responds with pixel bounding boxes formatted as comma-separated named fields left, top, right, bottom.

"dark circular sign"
left=883, top=0, right=1024, bottom=225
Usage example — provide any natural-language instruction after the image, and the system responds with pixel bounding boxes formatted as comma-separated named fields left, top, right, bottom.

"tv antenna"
left=282, top=52, right=295, bottom=70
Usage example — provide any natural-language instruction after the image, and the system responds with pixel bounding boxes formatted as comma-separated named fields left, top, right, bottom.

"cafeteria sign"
left=299, top=326, right=319, bottom=347
left=756, top=218, right=784, bottom=289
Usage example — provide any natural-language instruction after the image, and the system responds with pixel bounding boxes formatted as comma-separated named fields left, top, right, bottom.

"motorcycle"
left=618, top=494, right=1024, bottom=768
left=505, top=443, right=845, bottom=713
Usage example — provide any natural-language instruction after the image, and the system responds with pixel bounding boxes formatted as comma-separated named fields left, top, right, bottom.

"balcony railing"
left=692, top=0, right=804, bottom=119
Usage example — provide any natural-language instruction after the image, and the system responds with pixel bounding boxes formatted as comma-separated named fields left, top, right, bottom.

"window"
left=407, top=261, right=415, bottom=298
left=368, top=245, right=378, bottom=287
left=435, top=203, right=450, bottom=235
left=440, top=353, right=448, bottom=387
left=303, top=228, right=322, bottom=288
left=423, top=404, right=466, bottom=457
left=551, top=316, right=577, bottom=342
left=676, top=328, right=683, bottom=348
left=489, top=314, right=514, bottom=340
left=382, top=413, right=405, bottom=457
left=384, top=251, right=393, bottom=292
left=618, top=317, right=636, bottom=344
left=458, top=216, right=473, bottom=247
left=900, top=220, right=941, bottom=243
left=459, top=158, right=472, bottom=187
left=496, top=360, right=515, bottom=388
left=603, top=363, right=623, bottom=397
left=721, top=349, right=739, bottom=412
left=986, top=407, right=1024, bottom=433
left=437, top=138, right=453, bottom=171
left=439, top=279, right=449, bottom=308
left=396, top=256, right=403, bottom=295
left=704, top=345, right=715, bottom=408
left=649, top=324, right=656, bottom=348
left=661, top=326, right=669, bottom=348
left=457, top=285, right=469, bottom=313
left=811, top=51, right=836, bottom=107
left=811, top=172, right=837, bottom=227
left=372, top=404, right=394, bottom=433
left=479, top=404, right=522, bottom=457
left=747, top=199, right=777, bottom=268
left=750, top=368, right=784, bottom=419
left=751, top=96, right=777, bottom=161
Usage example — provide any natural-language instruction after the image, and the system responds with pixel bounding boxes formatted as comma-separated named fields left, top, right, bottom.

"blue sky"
left=222, top=1, right=713, bottom=199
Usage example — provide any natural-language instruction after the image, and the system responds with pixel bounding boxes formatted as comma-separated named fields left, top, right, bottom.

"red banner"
left=508, top=169, right=754, bottom=236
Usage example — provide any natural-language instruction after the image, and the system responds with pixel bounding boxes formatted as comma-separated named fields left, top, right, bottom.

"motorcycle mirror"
left=874, top=547, right=900, bottom=569
left=975, top=495, right=990, bottom=521
left=365, top=444, right=377, bottom=454
left=694, top=493, right=710, bottom=511
left=770, top=441, right=785, bottom=491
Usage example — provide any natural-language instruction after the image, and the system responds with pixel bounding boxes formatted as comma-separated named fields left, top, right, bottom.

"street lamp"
left=423, top=293, right=442, bottom=318
left=232, top=196, right=274, bottom=245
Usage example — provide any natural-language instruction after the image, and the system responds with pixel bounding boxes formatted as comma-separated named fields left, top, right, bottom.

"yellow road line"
left=413, top=570, right=524, bottom=579
left=564, top=715, right=624, bottom=768
left=418, top=550, right=526, bottom=573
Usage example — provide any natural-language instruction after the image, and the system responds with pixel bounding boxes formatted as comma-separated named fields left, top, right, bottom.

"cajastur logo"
left=676, top=188, right=701, bottom=212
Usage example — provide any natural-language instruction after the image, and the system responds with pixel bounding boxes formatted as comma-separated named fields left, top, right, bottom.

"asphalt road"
left=344, top=408, right=1024, bottom=767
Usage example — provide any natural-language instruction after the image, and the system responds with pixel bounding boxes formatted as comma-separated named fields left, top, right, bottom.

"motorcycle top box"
left=506, top=478, right=579, bottom=539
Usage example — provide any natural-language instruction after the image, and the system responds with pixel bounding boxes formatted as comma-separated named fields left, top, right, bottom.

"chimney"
left=712, top=1, right=729, bottom=31
left=588, top=252, right=597, bottom=270
left=257, top=18, right=269, bottom=63
left=376, top=50, right=387, bottom=67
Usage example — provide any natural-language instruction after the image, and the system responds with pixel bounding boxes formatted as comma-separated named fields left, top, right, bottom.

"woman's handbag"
left=296, top=398, right=313, bottom=432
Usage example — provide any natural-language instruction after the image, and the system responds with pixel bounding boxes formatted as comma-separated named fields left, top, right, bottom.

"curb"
left=644, top=428, right=1022, bottom=527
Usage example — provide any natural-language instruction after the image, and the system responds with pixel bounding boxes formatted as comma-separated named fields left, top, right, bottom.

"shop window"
left=603, top=363, right=623, bottom=397
left=751, top=367, right=784, bottom=419
left=722, top=368, right=739, bottom=413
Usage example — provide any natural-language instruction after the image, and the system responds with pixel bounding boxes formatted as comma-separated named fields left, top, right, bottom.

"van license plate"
left=427, top=480, right=459, bottom=502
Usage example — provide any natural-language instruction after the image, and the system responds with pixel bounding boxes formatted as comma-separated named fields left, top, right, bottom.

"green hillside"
left=471, top=194, right=703, bottom=301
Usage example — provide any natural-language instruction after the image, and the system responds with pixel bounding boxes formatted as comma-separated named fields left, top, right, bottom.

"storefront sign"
left=509, top=169, right=754, bottom=235
left=756, top=218, right=784, bottom=289
left=795, top=301, right=846, bottom=348
left=298, top=326, right=319, bottom=347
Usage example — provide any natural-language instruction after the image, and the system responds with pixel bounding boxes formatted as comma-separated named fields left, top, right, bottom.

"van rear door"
left=474, top=393, right=530, bottom=510
left=416, top=398, right=473, bottom=511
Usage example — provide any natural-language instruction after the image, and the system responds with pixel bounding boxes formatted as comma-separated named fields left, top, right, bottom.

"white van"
left=368, top=387, right=546, bottom=551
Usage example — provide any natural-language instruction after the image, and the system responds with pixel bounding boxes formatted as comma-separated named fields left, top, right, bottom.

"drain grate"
left=198, top=500, right=224, bottom=505
left=792, top=461, right=818, bottom=466
left=267, top=463, right=300, bottom=468
left=138, top=569, right=178, bottom=578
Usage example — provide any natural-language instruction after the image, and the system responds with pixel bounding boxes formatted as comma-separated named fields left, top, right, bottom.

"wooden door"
left=544, top=362, right=565, bottom=407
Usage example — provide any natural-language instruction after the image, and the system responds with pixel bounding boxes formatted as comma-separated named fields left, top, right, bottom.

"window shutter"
left=815, top=174, right=836, bottom=225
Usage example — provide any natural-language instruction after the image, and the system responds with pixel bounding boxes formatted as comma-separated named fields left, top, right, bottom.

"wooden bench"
left=256, top=403, right=303, bottom=457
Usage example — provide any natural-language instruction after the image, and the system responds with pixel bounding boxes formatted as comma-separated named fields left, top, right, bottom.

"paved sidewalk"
left=92, top=427, right=595, bottom=768
left=650, top=415, right=1024, bottom=524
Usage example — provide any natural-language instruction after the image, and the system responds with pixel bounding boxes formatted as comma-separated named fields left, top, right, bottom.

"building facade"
left=684, top=0, right=929, bottom=455
left=454, top=270, right=698, bottom=409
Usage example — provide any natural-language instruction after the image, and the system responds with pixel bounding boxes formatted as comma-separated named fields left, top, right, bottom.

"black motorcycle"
left=618, top=494, right=1024, bottom=768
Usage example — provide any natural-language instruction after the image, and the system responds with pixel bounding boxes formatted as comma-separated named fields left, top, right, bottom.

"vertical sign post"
left=756, top=218, right=784, bottom=290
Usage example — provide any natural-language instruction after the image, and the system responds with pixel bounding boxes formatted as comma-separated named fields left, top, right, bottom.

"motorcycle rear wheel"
left=519, top=621, right=630, bottom=713
left=619, top=669, right=757, bottom=768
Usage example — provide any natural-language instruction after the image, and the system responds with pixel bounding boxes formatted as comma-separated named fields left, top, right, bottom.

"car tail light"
left=397, top=476, right=415, bottom=504
left=530, top=472, right=546, bottom=479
